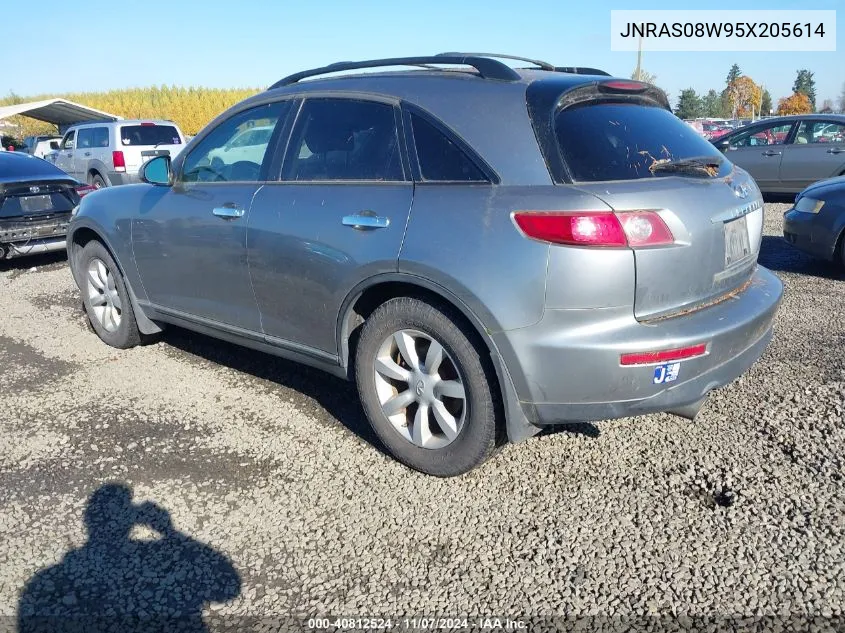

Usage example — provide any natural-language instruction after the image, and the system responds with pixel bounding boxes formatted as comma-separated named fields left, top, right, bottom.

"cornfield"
left=1, top=86, right=263, bottom=139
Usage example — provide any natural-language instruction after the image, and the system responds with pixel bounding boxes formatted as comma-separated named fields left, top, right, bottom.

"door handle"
left=826, top=147, right=844, bottom=154
left=762, top=150, right=782, bottom=157
left=212, top=206, right=245, bottom=219
left=342, top=213, right=390, bottom=230
left=84, top=152, right=91, bottom=157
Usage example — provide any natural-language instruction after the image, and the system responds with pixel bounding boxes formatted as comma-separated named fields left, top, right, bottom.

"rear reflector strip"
left=620, top=343, right=707, bottom=366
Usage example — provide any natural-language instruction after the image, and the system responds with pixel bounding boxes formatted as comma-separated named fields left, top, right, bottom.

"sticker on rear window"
left=653, top=363, right=681, bottom=384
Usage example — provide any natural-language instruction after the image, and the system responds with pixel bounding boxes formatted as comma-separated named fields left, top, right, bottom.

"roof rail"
left=269, top=56, right=521, bottom=89
left=437, top=53, right=611, bottom=77
left=554, top=66, right=611, bottom=76
left=437, top=52, right=556, bottom=71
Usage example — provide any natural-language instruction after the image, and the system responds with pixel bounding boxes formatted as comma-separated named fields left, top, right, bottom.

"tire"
left=91, top=174, right=107, bottom=189
left=838, top=232, right=845, bottom=270
left=77, top=240, right=142, bottom=349
left=355, top=297, right=499, bottom=477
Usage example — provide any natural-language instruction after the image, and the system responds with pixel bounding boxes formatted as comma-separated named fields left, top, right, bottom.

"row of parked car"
left=1, top=53, right=843, bottom=477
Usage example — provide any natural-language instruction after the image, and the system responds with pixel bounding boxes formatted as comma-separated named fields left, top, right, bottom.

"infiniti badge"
left=733, top=183, right=750, bottom=199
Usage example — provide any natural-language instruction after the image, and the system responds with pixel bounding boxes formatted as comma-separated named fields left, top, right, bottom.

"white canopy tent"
left=0, top=98, right=121, bottom=133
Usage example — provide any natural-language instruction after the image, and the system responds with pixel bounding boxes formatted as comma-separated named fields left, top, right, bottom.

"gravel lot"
left=1, top=203, right=843, bottom=632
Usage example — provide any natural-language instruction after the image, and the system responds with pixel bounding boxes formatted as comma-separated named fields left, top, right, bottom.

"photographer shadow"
left=18, top=483, right=241, bottom=633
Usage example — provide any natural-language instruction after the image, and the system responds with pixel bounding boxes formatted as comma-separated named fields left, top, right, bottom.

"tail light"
left=112, top=151, right=126, bottom=172
left=620, top=343, right=708, bottom=366
left=513, top=211, right=674, bottom=248
left=75, top=184, right=97, bottom=198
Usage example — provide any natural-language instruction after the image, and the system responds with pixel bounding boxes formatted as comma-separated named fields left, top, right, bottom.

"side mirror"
left=141, top=155, right=173, bottom=186
left=50, top=141, right=60, bottom=150
left=714, top=139, right=730, bottom=152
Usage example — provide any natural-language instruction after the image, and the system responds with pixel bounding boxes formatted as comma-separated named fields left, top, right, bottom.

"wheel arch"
left=68, top=223, right=162, bottom=335
left=337, top=274, right=540, bottom=443
left=86, top=161, right=111, bottom=186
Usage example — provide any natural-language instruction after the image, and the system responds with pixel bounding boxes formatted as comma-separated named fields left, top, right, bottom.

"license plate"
left=21, top=194, right=52, bottom=213
left=724, top=215, right=751, bottom=268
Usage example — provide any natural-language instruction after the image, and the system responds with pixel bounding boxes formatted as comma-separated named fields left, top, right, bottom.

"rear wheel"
left=91, top=174, right=106, bottom=189
left=355, top=297, right=499, bottom=477
left=77, top=241, right=142, bottom=349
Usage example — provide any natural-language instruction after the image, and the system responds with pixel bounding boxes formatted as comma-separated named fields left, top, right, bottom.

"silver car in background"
left=67, top=54, right=783, bottom=476
left=54, top=119, right=186, bottom=189
left=713, top=114, right=845, bottom=195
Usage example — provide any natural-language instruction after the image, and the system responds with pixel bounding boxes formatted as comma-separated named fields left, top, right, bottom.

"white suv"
left=54, top=120, right=185, bottom=187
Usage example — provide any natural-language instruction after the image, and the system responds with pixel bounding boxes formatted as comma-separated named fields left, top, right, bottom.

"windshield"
left=554, top=102, right=731, bottom=182
left=119, top=125, right=182, bottom=147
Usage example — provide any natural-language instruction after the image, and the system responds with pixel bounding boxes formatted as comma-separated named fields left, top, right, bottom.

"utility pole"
left=634, top=36, right=643, bottom=80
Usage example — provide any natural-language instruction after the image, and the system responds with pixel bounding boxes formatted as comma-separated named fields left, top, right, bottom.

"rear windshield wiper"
left=649, top=155, right=724, bottom=177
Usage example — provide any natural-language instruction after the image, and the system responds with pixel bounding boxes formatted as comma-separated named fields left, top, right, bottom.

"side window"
left=795, top=121, right=845, bottom=144
left=282, top=99, right=403, bottom=182
left=92, top=127, right=110, bottom=147
left=730, top=123, right=792, bottom=148
left=410, top=113, right=487, bottom=182
left=181, top=101, right=290, bottom=183
left=77, top=128, right=94, bottom=149
left=60, top=131, right=75, bottom=150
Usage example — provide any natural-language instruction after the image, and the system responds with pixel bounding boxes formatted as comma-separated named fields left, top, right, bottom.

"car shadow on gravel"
left=0, top=250, right=68, bottom=279
left=758, top=236, right=845, bottom=280
left=162, top=327, right=389, bottom=456
left=17, top=482, right=241, bottom=633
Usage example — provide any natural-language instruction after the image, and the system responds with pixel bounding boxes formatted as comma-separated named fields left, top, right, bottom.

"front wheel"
left=77, top=240, right=143, bottom=349
left=355, top=297, right=499, bottom=477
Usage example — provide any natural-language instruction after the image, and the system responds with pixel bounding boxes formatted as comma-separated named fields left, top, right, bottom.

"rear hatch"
left=532, top=81, right=763, bottom=321
left=117, top=122, right=184, bottom=171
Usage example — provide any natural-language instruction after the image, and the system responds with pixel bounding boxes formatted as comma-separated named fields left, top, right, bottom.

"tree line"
left=1, top=86, right=262, bottom=140
left=673, top=64, right=841, bottom=120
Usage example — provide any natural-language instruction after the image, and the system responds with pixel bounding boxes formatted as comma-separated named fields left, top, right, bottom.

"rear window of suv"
left=119, top=125, right=182, bottom=147
left=555, top=103, right=729, bottom=182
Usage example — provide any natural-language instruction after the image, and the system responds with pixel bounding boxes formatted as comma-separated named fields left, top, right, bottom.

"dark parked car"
left=0, top=152, right=94, bottom=260
left=783, top=175, right=845, bottom=267
left=67, top=54, right=782, bottom=476
left=712, top=114, right=845, bottom=195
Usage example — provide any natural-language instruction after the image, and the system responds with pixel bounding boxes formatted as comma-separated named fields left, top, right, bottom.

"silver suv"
left=54, top=119, right=185, bottom=188
left=68, top=54, right=783, bottom=476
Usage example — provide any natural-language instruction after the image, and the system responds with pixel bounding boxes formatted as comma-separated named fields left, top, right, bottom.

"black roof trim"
left=553, top=66, right=611, bottom=77
left=438, top=53, right=610, bottom=76
left=270, top=56, right=521, bottom=89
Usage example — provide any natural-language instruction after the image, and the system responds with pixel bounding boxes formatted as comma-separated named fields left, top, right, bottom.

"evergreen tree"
left=760, top=89, right=773, bottom=117
left=675, top=89, right=703, bottom=119
left=792, top=70, right=817, bottom=110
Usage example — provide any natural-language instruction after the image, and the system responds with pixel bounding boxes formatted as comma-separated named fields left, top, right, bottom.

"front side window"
left=729, top=123, right=793, bottom=148
left=794, top=121, right=845, bottom=144
left=410, top=114, right=487, bottom=182
left=282, top=99, right=403, bottom=182
left=60, top=131, right=75, bottom=150
left=181, top=102, right=290, bottom=183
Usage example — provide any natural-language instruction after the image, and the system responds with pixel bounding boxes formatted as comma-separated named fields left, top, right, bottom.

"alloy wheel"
left=86, top=258, right=122, bottom=332
left=373, top=329, right=466, bottom=449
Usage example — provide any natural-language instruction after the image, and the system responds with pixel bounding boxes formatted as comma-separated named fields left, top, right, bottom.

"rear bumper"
left=0, top=237, right=67, bottom=259
left=783, top=208, right=838, bottom=261
left=107, top=172, right=141, bottom=186
left=493, top=265, right=783, bottom=425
